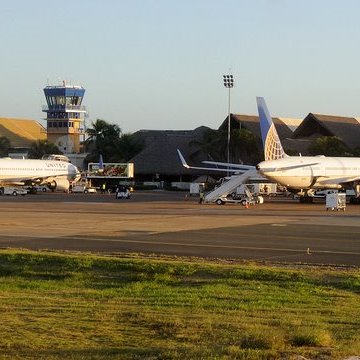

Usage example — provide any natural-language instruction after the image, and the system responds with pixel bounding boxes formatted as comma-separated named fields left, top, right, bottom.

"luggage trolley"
left=326, top=192, right=346, bottom=211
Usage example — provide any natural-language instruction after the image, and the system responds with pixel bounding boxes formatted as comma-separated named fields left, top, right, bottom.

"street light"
left=223, top=74, right=234, bottom=174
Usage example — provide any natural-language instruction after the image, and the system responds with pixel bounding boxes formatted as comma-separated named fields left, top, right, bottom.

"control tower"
left=42, top=82, right=87, bottom=154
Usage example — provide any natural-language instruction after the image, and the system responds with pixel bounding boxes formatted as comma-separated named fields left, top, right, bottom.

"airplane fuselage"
left=256, top=156, right=360, bottom=190
left=0, top=158, right=80, bottom=184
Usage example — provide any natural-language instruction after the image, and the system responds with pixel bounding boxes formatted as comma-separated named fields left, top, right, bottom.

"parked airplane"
left=0, top=157, right=81, bottom=192
left=256, top=97, right=360, bottom=202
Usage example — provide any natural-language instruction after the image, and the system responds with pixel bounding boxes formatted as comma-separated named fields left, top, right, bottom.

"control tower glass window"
left=56, top=96, right=65, bottom=105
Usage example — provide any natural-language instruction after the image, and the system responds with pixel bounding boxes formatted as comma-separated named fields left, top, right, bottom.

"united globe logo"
left=264, top=124, right=286, bottom=161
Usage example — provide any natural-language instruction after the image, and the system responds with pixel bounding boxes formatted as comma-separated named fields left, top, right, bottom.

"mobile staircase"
left=203, top=169, right=257, bottom=204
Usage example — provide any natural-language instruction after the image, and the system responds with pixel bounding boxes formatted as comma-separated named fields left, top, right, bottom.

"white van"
left=0, top=187, right=28, bottom=196
left=71, top=184, right=97, bottom=194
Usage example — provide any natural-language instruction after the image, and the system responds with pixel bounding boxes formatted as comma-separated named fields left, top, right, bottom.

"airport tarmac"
left=0, top=191, right=359, bottom=266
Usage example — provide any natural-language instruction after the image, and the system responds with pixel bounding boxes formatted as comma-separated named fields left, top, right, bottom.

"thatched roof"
left=130, top=127, right=211, bottom=176
left=293, top=113, right=360, bottom=148
left=219, top=114, right=295, bottom=140
left=131, top=114, right=302, bottom=177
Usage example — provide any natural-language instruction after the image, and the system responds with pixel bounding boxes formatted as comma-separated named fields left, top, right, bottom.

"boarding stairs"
left=203, top=169, right=258, bottom=204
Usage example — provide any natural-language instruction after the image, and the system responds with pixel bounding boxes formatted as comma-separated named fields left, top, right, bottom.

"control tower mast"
left=42, top=81, right=87, bottom=154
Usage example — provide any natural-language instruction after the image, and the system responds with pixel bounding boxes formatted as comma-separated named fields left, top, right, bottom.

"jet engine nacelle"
left=46, top=178, right=70, bottom=192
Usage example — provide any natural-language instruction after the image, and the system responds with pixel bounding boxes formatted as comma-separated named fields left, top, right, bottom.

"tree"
left=195, top=128, right=228, bottom=162
left=85, top=119, right=143, bottom=163
left=85, top=119, right=122, bottom=162
left=229, top=128, right=262, bottom=165
left=191, top=128, right=262, bottom=165
left=112, top=133, right=144, bottom=162
left=308, top=136, right=351, bottom=156
left=0, top=136, right=10, bottom=157
left=27, top=140, right=62, bottom=159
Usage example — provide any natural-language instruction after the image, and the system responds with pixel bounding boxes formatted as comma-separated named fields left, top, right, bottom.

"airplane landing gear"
left=299, top=196, right=314, bottom=203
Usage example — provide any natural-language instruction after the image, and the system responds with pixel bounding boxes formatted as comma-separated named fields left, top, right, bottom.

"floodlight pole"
left=223, top=74, right=234, bottom=175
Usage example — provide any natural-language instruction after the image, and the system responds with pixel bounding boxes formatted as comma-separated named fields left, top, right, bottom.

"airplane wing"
left=202, top=160, right=255, bottom=171
left=2, top=176, right=43, bottom=184
left=177, top=149, right=254, bottom=174
left=257, top=162, right=321, bottom=173
left=1, top=177, right=49, bottom=187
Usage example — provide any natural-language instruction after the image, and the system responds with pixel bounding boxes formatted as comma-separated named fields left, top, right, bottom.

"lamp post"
left=223, top=74, right=234, bottom=174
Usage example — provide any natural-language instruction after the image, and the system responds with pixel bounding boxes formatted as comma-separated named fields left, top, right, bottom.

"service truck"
left=0, top=186, right=28, bottom=196
left=232, top=182, right=277, bottom=198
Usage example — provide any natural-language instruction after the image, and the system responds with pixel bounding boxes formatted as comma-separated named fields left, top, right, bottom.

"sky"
left=1, top=0, right=360, bottom=133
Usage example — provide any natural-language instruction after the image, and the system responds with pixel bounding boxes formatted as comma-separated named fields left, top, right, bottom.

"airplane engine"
left=46, top=178, right=70, bottom=192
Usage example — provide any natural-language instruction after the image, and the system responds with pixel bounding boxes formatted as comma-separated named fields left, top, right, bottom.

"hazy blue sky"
left=1, top=0, right=360, bottom=132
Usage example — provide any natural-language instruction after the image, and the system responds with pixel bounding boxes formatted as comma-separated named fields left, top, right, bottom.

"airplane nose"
left=256, top=162, right=266, bottom=174
left=75, top=169, right=81, bottom=181
left=70, top=165, right=81, bottom=181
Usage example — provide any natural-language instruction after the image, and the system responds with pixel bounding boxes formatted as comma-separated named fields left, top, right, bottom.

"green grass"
left=0, top=250, right=359, bottom=359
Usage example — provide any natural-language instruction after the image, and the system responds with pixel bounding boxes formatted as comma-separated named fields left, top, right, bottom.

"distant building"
left=219, top=114, right=300, bottom=161
left=219, top=114, right=299, bottom=141
left=130, top=127, right=213, bottom=183
left=130, top=110, right=360, bottom=184
left=0, top=117, right=46, bottom=146
left=0, top=117, right=46, bottom=157
left=42, top=82, right=87, bottom=154
left=293, top=113, right=360, bottom=151
left=130, top=115, right=306, bottom=184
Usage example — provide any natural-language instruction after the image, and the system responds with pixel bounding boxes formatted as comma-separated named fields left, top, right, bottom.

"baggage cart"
left=326, top=192, right=346, bottom=211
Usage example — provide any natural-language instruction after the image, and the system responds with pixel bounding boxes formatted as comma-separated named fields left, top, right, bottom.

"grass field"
left=0, top=250, right=359, bottom=359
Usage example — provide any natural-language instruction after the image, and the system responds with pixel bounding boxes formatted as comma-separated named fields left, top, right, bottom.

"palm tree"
left=85, top=119, right=122, bottom=162
left=85, top=119, right=143, bottom=163
left=85, top=119, right=121, bottom=152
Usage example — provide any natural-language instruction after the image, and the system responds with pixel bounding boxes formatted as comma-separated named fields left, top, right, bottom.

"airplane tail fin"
left=177, top=149, right=190, bottom=169
left=256, top=97, right=287, bottom=161
left=98, top=154, right=104, bottom=172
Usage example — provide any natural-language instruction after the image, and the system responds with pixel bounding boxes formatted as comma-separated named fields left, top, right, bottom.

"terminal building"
left=130, top=112, right=360, bottom=186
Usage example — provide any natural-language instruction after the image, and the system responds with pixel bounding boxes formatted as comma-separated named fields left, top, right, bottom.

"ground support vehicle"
left=215, top=194, right=264, bottom=206
left=232, top=182, right=277, bottom=198
left=35, top=185, right=48, bottom=192
left=326, top=192, right=346, bottom=211
left=0, top=187, right=28, bottom=196
left=71, top=184, right=97, bottom=194
left=27, top=185, right=48, bottom=194
left=189, top=182, right=206, bottom=196
left=116, top=189, right=131, bottom=199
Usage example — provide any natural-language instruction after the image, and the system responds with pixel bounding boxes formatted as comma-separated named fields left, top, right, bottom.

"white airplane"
left=0, top=157, right=81, bottom=192
left=256, top=97, right=360, bottom=202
